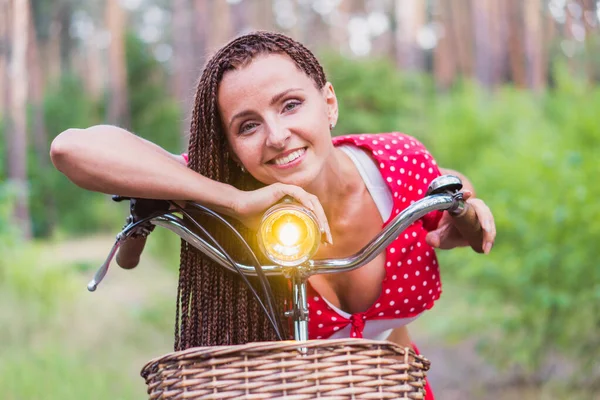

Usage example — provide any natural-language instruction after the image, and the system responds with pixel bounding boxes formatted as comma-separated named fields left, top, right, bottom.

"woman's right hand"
left=233, top=183, right=333, bottom=245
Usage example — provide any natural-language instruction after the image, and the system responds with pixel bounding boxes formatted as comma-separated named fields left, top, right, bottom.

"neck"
left=304, top=147, right=363, bottom=218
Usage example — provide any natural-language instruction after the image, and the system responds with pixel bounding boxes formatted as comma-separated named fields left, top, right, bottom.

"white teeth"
left=273, top=148, right=306, bottom=166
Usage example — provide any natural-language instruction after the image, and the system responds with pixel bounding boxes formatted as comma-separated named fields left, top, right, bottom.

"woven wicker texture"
left=141, top=339, right=431, bottom=399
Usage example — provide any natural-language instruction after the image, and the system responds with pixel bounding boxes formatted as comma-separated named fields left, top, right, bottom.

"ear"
left=322, top=82, right=338, bottom=128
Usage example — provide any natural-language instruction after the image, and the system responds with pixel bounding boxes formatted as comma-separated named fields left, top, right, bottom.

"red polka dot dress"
left=307, top=133, right=444, bottom=340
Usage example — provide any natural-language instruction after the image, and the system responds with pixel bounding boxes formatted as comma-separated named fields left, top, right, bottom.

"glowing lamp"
left=258, top=200, right=320, bottom=267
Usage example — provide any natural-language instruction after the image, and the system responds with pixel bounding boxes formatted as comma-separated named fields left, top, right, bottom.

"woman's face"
left=218, top=53, right=338, bottom=188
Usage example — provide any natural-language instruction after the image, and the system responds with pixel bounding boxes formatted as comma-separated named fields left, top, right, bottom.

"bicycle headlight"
left=258, top=200, right=320, bottom=267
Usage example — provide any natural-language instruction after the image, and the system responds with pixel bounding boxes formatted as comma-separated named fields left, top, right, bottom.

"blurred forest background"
left=1, top=0, right=599, bottom=399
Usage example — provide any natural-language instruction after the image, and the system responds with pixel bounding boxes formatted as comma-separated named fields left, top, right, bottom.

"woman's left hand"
left=425, top=190, right=496, bottom=254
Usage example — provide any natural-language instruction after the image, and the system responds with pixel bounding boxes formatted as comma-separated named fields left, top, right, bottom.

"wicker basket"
left=140, top=338, right=431, bottom=399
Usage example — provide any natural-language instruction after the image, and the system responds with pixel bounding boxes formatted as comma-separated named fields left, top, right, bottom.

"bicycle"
left=87, top=174, right=482, bottom=399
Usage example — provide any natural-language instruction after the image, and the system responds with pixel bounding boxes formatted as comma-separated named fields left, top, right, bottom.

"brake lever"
left=87, top=231, right=126, bottom=292
left=87, top=203, right=172, bottom=292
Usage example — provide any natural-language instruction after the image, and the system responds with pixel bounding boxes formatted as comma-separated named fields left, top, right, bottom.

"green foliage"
left=25, top=33, right=183, bottom=238
left=322, top=53, right=434, bottom=138
left=425, top=68, right=600, bottom=380
left=126, top=33, right=183, bottom=154
left=33, top=73, right=123, bottom=236
left=146, top=227, right=182, bottom=272
left=0, top=183, right=20, bottom=242
left=324, top=54, right=600, bottom=382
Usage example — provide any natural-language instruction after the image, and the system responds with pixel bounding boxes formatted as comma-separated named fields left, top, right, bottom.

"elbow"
left=50, top=128, right=84, bottom=170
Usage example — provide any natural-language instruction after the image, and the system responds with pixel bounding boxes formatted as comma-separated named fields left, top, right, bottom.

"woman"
left=50, top=31, right=495, bottom=398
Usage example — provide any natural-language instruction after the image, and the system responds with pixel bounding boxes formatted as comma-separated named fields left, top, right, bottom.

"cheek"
left=232, top=140, right=262, bottom=167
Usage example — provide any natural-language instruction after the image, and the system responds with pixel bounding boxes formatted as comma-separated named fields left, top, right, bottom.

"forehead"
left=218, top=54, right=316, bottom=113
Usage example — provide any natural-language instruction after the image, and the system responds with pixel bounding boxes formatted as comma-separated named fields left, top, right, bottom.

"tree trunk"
left=231, top=0, right=250, bottom=35
left=82, top=27, right=105, bottom=101
left=541, top=4, right=556, bottom=86
left=173, top=0, right=195, bottom=142
left=370, top=0, right=395, bottom=58
left=192, top=0, right=209, bottom=77
left=394, top=0, right=426, bottom=71
left=579, top=0, right=598, bottom=82
left=28, top=1, right=57, bottom=234
left=450, top=0, right=474, bottom=78
left=524, top=0, right=545, bottom=91
left=0, top=0, right=10, bottom=115
left=7, top=0, right=32, bottom=239
left=106, top=0, right=130, bottom=127
left=28, top=11, right=48, bottom=166
left=292, top=0, right=313, bottom=44
left=507, top=0, right=527, bottom=88
left=209, top=0, right=232, bottom=50
left=471, top=0, right=496, bottom=87
left=57, top=1, right=74, bottom=73
left=433, top=0, right=457, bottom=88
left=44, top=15, right=62, bottom=84
left=252, top=0, right=274, bottom=32
left=563, top=2, right=577, bottom=75
left=489, top=0, right=510, bottom=85
left=328, top=0, right=351, bottom=53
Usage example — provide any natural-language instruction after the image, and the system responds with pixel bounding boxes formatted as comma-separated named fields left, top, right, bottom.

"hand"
left=233, top=183, right=333, bottom=245
left=425, top=190, right=496, bottom=254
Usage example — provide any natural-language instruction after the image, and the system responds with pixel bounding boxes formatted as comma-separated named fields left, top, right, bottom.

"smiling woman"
left=218, top=54, right=336, bottom=188
left=50, top=31, right=496, bottom=400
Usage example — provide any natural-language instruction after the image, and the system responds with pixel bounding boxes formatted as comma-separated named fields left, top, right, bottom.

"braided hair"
left=175, top=31, right=328, bottom=350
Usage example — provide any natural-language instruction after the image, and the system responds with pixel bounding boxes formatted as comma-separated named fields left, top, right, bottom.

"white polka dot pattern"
left=307, top=133, right=443, bottom=340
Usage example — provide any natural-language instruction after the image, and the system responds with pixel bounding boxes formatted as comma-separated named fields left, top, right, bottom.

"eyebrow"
left=228, top=88, right=304, bottom=130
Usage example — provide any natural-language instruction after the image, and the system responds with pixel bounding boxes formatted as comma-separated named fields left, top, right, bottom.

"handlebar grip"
left=450, top=202, right=485, bottom=254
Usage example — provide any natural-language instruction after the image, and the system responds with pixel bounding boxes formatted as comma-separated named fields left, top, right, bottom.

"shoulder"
left=333, top=132, right=437, bottom=163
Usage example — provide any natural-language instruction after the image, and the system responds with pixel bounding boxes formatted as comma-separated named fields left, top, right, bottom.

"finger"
left=425, top=231, right=440, bottom=248
left=470, top=199, right=496, bottom=254
left=461, top=190, right=473, bottom=201
left=281, top=186, right=333, bottom=245
left=437, top=224, right=468, bottom=250
left=426, top=223, right=455, bottom=249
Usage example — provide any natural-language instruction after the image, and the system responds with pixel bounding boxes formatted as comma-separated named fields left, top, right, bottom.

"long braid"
left=175, top=31, right=328, bottom=349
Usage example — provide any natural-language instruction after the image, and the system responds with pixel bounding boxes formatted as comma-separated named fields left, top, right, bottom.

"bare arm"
left=50, top=125, right=239, bottom=215
left=50, top=125, right=238, bottom=269
left=51, top=125, right=335, bottom=267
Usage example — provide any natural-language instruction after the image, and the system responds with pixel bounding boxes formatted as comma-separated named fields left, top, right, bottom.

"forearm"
left=50, top=125, right=239, bottom=216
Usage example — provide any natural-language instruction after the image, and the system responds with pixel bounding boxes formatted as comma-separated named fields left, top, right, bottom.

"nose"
left=265, top=122, right=291, bottom=150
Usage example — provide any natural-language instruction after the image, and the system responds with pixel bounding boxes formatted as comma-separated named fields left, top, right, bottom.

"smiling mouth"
left=269, top=147, right=307, bottom=166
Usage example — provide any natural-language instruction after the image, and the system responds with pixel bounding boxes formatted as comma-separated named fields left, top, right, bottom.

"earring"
left=329, top=122, right=336, bottom=130
left=240, top=165, right=246, bottom=173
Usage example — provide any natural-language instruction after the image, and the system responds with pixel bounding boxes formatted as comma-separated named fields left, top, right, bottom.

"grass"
left=2, top=235, right=597, bottom=399
left=0, top=235, right=177, bottom=400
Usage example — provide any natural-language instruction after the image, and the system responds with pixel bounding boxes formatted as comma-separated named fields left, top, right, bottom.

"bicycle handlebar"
left=153, top=192, right=459, bottom=277
left=87, top=175, right=476, bottom=341
left=88, top=175, right=468, bottom=289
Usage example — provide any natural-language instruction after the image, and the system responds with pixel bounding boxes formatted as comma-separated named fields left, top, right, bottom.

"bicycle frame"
left=88, top=175, right=468, bottom=342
